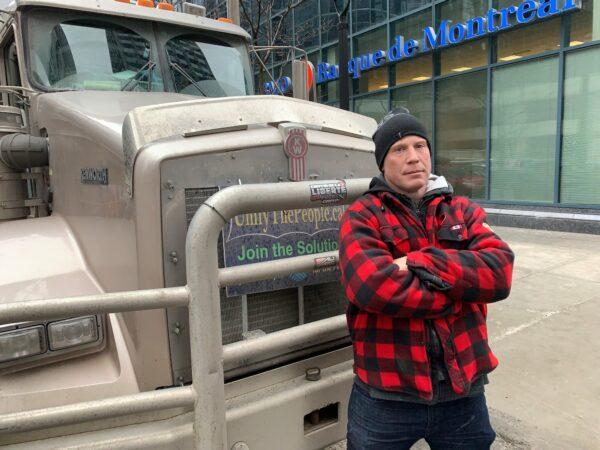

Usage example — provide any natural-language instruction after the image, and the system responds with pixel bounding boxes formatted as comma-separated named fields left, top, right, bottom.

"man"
left=339, top=109, right=514, bottom=449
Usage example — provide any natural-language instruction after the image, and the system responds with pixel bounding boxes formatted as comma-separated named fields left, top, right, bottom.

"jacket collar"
left=366, top=173, right=453, bottom=205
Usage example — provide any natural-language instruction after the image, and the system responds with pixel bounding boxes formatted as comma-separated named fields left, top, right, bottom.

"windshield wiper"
left=121, top=60, right=156, bottom=92
left=168, top=62, right=208, bottom=97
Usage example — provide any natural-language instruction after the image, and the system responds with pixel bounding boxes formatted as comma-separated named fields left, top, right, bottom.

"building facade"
left=204, top=0, right=600, bottom=209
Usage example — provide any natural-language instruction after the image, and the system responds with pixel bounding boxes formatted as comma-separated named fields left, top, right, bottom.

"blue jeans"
left=347, top=382, right=496, bottom=450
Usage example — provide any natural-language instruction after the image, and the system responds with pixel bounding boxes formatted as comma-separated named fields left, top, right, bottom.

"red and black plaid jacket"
left=339, top=177, right=514, bottom=400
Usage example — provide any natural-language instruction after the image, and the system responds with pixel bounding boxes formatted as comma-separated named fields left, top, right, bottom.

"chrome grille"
left=304, top=283, right=347, bottom=323
left=248, top=288, right=300, bottom=334
left=221, top=290, right=243, bottom=345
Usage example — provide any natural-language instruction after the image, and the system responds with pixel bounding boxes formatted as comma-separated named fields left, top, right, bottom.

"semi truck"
left=0, top=0, right=377, bottom=448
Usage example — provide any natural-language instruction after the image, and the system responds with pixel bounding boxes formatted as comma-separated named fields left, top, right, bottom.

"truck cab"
left=0, top=1, right=376, bottom=448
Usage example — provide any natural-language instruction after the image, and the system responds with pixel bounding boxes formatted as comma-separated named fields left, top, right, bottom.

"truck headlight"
left=0, top=315, right=105, bottom=374
left=48, top=316, right=99, bottom=350
left=0, top=326, right=46, bottom=362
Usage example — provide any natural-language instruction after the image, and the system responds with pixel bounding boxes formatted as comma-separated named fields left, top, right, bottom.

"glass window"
left=324, top=43, right=339, bottom=65
left=560, top=47, right=600, bottom=204
left=354, top=27, right=387, bottom=56
left=253, top=19, right=273, bottom=68
left=490, top=57, right=559, bottom=202
left=440, top=39, right=487, bottom=75
left=318, top=83, right=329, bottom=102
left=357, top=66, right=388, bottom=92
left=570, top=0, right=600, bottom=46
left=438, top=0, right=488, bottom=27
left=324, top=45, right=338, bottom=66
left=493, top=0, right=518, bottom=7
left=353, top=92, right=388, bottom=121
left=256, top=19, right=270, bottom=47
left=492, top=1, right=568, bottom=29
left=318, top=45, right=338, bottom=102
left=391, top=81, right=433, bottom=136
left=204, top=0, right=227, bottom=19
left=353, top=28, right=387, bottom=93
left=28, top=19, right=162, bottom=91
left=239, top=0, right=252, bottom=32
left=166, top=35, right=251, bottom=97
left=320, top=0, right=339, bottom=45
left=496, top=18, right=561, bottom=62
left=271, top=13, right=293, bottom=65
left=294, top=0, right=319, bottom=50
left=391, top=10, right=431, bottom=44
left=307, top=51, right=320, bottom=68
left=271, top=0, right=287, bottom=15
left=256, top=70, right=271, bottom=94
left=391, top=0, right=430, bottom=18
left=394, top=54, right=432, bottom=84
left=352, top=0, right=388, bottom=33
left=435, top=71, right=487, bottom=198
left=492, top=0, right=524, bottom=28
left=272, top=62, right=292, bottom=81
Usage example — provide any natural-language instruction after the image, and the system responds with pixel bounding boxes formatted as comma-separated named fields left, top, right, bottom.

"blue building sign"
left=264, top=76, right=292, bottom=95
left=317, top=0, right=581, bottom=83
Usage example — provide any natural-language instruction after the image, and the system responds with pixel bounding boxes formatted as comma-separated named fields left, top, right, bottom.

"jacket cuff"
left=406, top=251, right=456, bottom=289
left=410, top=267, right=452, bottom=291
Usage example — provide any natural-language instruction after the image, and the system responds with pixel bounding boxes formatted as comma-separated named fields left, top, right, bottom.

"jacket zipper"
left=383, top=193, right=431, bottom=239
left=391, top=192, right=447, bottom=396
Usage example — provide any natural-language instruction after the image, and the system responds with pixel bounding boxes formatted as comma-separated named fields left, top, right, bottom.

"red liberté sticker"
left=314, top=255, right=337, bottom=269
left=309, top=181, right=348, bottom=204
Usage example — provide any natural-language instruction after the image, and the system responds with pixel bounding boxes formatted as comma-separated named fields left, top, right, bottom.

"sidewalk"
left=483, top=226, right=600, bottom=449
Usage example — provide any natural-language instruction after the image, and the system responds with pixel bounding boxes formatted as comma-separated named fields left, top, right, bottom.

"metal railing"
left=0, top=178, right=369, bottom=448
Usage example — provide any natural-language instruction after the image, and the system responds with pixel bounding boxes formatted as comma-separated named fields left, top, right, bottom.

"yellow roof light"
left=218, top=17, right=234, bottom=23
left=137, top=0, right=154, bottom=7
left=114, top=0, right=131, bottom=3
left=157, top=2, right=174, bottom=10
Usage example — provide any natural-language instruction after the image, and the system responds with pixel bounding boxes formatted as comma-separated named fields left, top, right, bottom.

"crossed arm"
left=339, top=200, right=514, bottom=318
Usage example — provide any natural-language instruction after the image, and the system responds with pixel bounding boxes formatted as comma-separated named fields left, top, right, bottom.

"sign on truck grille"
left=221, top=204, right=345, bottom=297
left=184, top=187, right=348, bottom=345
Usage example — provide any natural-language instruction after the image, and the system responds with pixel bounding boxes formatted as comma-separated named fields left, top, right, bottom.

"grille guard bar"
left=0, top=178, right=370, bottom=448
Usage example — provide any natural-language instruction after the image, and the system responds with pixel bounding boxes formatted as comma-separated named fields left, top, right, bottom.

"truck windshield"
left=28, top=19, right=163, bottom=92
left=25, top=9, right=253, bottom=96
left=165, top=35, right=249, bottom=97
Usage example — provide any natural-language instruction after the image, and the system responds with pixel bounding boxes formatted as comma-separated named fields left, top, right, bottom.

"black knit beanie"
left=373, top=108, right=431, bottom=170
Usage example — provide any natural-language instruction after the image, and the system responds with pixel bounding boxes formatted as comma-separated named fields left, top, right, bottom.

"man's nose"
left=405, top=146, right=420, bottom=163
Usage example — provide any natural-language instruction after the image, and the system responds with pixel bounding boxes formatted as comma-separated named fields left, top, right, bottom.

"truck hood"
left=33, top=92, right=377, bottom=196
left=34, top=91, right=197, bottom=160
left=122, top=95, right=378, bottom=195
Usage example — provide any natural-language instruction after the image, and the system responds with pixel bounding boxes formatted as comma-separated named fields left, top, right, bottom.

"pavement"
left=483, top=226, right=600, bottom=449
left=330, top=226, right=600, bottom=450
